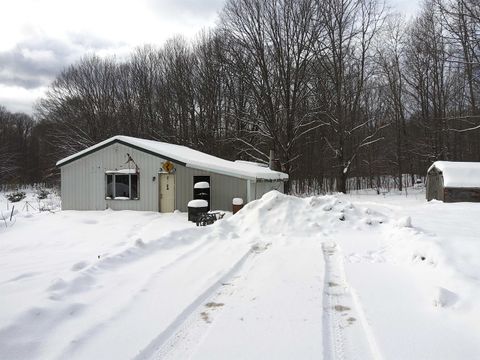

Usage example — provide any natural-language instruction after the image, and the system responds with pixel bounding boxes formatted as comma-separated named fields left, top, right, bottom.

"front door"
left=159, top=173, right=175, bottom=212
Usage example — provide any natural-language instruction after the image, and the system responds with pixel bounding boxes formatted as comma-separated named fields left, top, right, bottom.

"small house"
left=426, top=161, right=480, bottom=202
left=56, top=136, right=288, bottom=211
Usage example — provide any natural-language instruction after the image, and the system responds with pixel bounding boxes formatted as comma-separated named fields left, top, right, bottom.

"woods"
left=1, top=0, right=479, bottom=193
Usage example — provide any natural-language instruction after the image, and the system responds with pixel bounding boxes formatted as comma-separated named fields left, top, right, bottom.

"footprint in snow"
left=135, top=238, right=146, bottom=248
left=71, top=261, right=88, bottom=271
left=81, top=219, right=98, bottom=225
left=47, top=278, right=68, bottom=291
left=433, top=287, right=459, bottom=308
left=8, top=272, right=38, bottom=282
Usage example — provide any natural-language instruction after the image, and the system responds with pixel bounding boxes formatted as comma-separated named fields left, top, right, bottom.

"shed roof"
left=428, top=161, right=480, bottom=188
left=56, top=135, right=289, bottom=181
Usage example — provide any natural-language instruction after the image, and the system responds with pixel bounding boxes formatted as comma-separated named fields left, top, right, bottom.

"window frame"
left=105, top=172, right=140, bottom=200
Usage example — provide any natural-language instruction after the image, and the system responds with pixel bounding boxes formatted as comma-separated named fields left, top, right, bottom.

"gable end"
left=57, top=138, right=187, bottom=167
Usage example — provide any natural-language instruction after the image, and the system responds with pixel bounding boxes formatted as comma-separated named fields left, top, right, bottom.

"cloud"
left=0, top=34, right=124, bottom=89
left=0, top=84, right=47, bottom=115
left=0, top=0, right=225, bottom=114
left=147, top=0, right=224, bottom=19
left=0, top=33, right=128, bottom=114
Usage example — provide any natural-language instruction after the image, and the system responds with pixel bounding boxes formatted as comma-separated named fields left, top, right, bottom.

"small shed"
left=56, top=135, right=288, bottom=212
left=426, top=161, right=480, bottom=202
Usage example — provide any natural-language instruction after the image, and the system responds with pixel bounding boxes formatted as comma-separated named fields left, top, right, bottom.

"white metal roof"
left=56, top=135, right=289, bottom=181
left=428, top=161, right=480, bottom=188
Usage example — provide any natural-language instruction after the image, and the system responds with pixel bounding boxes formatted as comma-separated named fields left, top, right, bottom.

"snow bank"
left=229, top=191, right=386, bottom=237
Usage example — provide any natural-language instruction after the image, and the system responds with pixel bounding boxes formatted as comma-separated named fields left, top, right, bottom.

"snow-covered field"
left=1, top=189, right=480, bottom=359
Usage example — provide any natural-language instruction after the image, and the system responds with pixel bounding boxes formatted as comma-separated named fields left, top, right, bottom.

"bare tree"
left=312, top=0, right=386, bottom=192
left=376, top=15, right=408, bottom=190
left=221, top=0, right=323, bottom=190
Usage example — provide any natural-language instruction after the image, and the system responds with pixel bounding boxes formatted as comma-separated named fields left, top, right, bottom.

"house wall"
left=254, top=180, right=284, bottom=199
left=60, top=142, right=279, bottom=211
left=174, top=167, right=247, bottom=212
left=61, top=142, right=165, bottom=211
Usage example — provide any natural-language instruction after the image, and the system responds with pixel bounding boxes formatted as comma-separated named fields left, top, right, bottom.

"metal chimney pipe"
left=269, top=149, right=275, bottom=170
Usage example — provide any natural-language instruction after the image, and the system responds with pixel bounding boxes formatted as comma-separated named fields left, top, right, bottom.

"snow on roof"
left=234, top=160, right=269, bottom=168
left=428, top=161, right=480, bottom=188
left=56, top=135, right=289, bottom=181
left=105, top=169, right=137, bottom=174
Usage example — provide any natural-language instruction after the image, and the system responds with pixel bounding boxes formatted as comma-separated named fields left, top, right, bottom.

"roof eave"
left=185, top=163, right=288, bottom=182
left=56, top=137, right=186, bottom=167
left=56, top=135, right=289, bottom=181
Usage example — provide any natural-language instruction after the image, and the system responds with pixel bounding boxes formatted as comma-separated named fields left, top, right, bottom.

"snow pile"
left=394, top=216, right=412, bottom=228
left=231, top=191, right=386, bottom=236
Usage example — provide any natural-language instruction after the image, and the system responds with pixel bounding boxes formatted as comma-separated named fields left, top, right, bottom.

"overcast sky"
left=0, top=0, right=419, bottom=115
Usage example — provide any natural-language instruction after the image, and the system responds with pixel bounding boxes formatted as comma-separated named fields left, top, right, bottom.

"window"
left=105, top=172, right=139, bottom=200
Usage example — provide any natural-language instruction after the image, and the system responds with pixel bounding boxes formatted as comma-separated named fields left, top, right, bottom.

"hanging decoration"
left=125, top=153, right=140, bottom=173
left=162, top=161, right=174, bottom=173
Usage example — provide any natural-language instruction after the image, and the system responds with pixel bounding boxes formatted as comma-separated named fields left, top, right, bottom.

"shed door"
left=159, top=173, right=175, bottom=212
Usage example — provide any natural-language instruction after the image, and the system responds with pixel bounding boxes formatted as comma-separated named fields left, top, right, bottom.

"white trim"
left=247, top=180, right=253, bottom=202
left=105, top=172, right=139, bottom=200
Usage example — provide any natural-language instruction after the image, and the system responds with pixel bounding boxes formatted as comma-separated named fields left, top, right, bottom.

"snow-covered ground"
left=1, top=189, right=480, bottom=359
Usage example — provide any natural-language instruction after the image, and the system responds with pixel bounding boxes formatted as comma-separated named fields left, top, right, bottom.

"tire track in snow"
left=322, top=242, right=347, bottom=360
left=322, top=242, right=383, bottom=360
left=51, top=223, right=213, bottom=301
left=133, top=244, right=260, bottom=360
left=54, top=237, right=224, bottom=359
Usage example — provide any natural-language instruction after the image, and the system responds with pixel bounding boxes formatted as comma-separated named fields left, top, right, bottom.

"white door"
left=159, top=173, right=175, bottom=212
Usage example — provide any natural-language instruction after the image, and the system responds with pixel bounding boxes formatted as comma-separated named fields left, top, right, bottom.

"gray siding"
left=174, top=166, right=247, bottom=211
left=60, top=142, right=286, bottom=211
left=254, top=180, right=284, bottom=199
left=61, top=143, right=166, bottom=211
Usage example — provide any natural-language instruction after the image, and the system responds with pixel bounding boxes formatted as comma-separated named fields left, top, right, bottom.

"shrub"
left=37, top=189, right=50, bottom=200
left=7, top=191, right=26, bottom=203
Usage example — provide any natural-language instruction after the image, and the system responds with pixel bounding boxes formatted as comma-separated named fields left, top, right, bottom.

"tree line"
left=1, top=0, right=479, bottom=193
